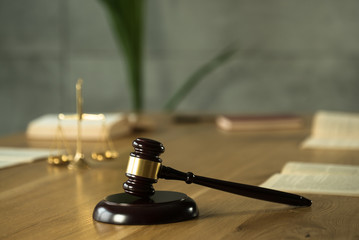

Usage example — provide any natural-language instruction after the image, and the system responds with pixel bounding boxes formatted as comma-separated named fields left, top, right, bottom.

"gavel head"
left=123, top=138, right=165, bottom=198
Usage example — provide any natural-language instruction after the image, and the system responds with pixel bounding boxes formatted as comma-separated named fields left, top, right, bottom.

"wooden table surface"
left=0, top=115, right=358, bottom=239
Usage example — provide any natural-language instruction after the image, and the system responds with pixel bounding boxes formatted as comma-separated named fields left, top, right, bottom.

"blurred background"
left=1, top=0, right=359, bottom=136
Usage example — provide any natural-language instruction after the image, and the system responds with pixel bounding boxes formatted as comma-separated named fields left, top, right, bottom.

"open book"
left=27, top=113, right=131, bottom=141
left=302, top=111, right=359, bottom=149
left=0, top=147, right=51, bottom=169
left=260, top=162, right=359, bottom=196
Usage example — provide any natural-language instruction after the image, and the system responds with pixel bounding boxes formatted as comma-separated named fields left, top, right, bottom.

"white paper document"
left=260, top=162, right=359, bottom=196
left=0, top=147, right=50, bottom=169
left=302, top=111, right=359, bottom=149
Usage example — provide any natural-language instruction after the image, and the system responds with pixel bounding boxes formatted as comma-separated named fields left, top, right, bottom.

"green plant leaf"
left=99, top=1, right=236, bottom=112
left=99, top=0, right=144, bottom=112
left=164, top=46, right=237, bottom=111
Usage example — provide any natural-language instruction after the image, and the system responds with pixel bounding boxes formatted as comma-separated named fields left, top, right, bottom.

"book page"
left=260, top=173, right=359, bottom=196
left=281, top=162, right=359, bottom=175
left=302, top=138, right=359, bottom=149
left=302, top=111, right=359, bottom=149
left=261, top=162, right=359, bottom=196
left=0, top=147, right=50, bottom=169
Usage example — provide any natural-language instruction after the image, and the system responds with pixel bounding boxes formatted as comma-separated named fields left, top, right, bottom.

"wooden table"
left=1, top=115, right=358, bottom=239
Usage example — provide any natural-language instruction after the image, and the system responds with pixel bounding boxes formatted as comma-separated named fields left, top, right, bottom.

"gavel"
left=93, top=137, right=311, bottom=225
left=123, top=137, right=312, bottom=207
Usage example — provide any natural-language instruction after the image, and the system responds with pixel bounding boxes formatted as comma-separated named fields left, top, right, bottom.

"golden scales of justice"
left=48, top=79, right=119, bottom=168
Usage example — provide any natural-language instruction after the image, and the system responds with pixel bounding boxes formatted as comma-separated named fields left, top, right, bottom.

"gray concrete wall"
left=1, top=0, right=359, bottom=136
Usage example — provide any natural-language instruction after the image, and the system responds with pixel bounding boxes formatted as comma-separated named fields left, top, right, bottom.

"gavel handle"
left=158, top=166, right=312, bottom=207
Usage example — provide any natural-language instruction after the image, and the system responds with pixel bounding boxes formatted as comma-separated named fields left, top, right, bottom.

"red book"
left=216, top=114, right=303, bottom=131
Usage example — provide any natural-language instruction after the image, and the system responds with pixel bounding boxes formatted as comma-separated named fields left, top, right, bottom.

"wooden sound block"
left=93, top=191, right=198, bottom=225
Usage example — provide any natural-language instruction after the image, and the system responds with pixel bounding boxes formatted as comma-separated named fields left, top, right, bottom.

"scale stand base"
left=68, top=153, right=89, bottom=170
left=93, top=191, right=198, bottom=225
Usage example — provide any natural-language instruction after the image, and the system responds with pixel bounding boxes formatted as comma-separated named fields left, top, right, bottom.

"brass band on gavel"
left=126, top=156, right=161, bottom=180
